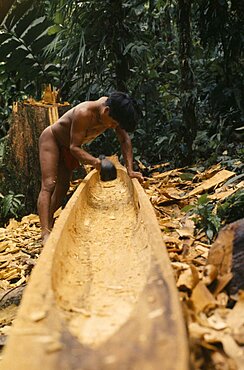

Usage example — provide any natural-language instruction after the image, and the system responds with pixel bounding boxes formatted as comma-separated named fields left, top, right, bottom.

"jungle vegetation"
left=0, top=0, right=243, bottom=224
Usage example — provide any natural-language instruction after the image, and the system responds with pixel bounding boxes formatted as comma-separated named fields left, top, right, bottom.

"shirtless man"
left=37, top=91, right=143, bottom=244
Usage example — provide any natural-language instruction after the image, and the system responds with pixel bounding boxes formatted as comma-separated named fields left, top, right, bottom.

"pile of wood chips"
left=142, top=161, right=244, bottom=369
left=0, top=215, right=42, bottom=348
left=0, top=162, right=243, bottom=369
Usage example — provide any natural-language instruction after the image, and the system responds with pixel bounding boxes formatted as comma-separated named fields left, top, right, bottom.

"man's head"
left=105, top=92, right=141, bottom=132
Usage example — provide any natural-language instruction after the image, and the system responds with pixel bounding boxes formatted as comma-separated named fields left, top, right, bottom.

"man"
left=38, top=91, right=143, bottom=244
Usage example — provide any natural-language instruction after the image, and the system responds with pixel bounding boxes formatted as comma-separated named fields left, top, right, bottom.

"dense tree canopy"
left=0, top=0, right=243, bottom=165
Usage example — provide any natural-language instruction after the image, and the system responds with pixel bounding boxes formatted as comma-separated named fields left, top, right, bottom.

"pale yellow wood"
left=1, top=166, right=189, bottom=370
left=48, top=106, right=59, bottom=125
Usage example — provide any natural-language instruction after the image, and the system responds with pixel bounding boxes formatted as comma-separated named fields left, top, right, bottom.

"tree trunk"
left=177, top=0, right=197, bottom=164
left=110, top=0, right=130, bottom=92
left=0, top=0, right=16, bottom=24
left=2, top=101, right=70, bottom=214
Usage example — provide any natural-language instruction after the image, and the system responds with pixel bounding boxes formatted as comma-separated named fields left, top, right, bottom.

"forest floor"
left=0, top=161, right=243, bottom=369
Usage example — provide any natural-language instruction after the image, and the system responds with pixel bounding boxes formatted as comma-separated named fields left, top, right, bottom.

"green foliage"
left=195, top=0, right=244, bottom=153
left=183, top=194, right=221, bottom=242
left=45, top=0, right=155, bottom=99
left=44, top=0, right=178, bottom=163
left=0, top=2, right=58, bottom=83
left=0, top=0, right=60, bottom=135
left=0, top=191, right=24, bottom=225
left=0, top=0, right=243, bottom=166
left=217, top=190, right=244, bottom=224
left=183, top=187, right=244, bottom=243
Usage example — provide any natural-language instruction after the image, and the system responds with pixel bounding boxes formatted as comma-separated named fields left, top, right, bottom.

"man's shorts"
left=61, top=147, right=80, bottom=171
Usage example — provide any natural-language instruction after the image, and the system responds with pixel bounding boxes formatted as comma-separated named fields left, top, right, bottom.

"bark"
left=207, top=218, right=244, bottom=295
left=2, top=102, right=70, bottom=214
left=0, top=0, right=16, bottom=24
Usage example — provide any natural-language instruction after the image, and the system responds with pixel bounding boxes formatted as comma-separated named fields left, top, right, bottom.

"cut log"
left=2, top=100, right=70, bottom=213
left=0, top=161, right=189, bottom=370
left=207, top=218, right=244, bottom=294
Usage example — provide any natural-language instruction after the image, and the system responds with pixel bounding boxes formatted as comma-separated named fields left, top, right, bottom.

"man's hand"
left=128, top=170, right=144, bottom=183
left=93, top=158, right=101, bottom=171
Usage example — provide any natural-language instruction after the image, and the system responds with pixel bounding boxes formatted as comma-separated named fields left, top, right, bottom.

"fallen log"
left=207, top=218, right=244, bottom=295
left=0, top=163, right=189, bottom=370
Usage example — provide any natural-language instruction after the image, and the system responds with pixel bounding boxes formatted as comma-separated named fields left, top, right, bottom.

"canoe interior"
left=52, top=171, right=151, bottom=347
left=0, top=166, right=189, bottom=370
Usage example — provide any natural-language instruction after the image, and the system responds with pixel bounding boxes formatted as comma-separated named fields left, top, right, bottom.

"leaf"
left=198, top=193, right=210, bottom=205
left=44, top=64, right=59, bottom=73
left=206, top=228, right=214, bottom=240
left=4, top=0, right=31, bottom=31
left=54, top=11, right=64, bottom=25
left=2, top=196, right=12, bottom=217
left=170, top=70, right=178, bottom=75
left=0, top=39, right=20, bottom=61
left=14, top=7, right=41, bottom=39
left=75, top=34, right=86, bottom=65
left=47, top=25, right=62, bottom=36
left=123, top=42, right=134, bottom=55
left=0, top=32, right=11, bottom=45
left=179, top=173, right=194, bottom=181
left=31, top=34, right=54, bottom=54
left=16, top=60, right=40, bottom=79
left=155, top=136, right=168, bottom=146
left=182, top=204, right=194, bottom=213
left=135, top=128, right=146, bottom=135
left=22, top=17, right=50, bottom=46
left=5, top=46, right=29, bottom=71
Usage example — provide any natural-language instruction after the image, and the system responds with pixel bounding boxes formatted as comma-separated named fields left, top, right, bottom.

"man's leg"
left=49, top=161, right=71, bottom=227
left=37, top=127, right=59, bottom=244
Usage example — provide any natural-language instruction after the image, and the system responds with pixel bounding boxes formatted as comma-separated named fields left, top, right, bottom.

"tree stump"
left=2, top=100, right=70, bottom=214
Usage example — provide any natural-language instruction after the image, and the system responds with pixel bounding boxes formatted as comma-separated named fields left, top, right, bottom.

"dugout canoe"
left=1, top=162, right=189, bottom=370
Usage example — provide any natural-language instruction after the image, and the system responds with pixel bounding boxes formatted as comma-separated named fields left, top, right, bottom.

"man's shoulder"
left=73, top=103, right=93, bottom=119
left=72, top=103, right=97, bottom=129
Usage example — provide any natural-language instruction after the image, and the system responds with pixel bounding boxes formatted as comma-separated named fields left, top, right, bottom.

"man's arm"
left=69, top=109, right=101, bottom=169
left=115, top=126, right=143, bottom=181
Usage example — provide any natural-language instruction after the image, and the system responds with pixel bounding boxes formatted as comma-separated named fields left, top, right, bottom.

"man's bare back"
left=51, top=97, right=109, bottom=148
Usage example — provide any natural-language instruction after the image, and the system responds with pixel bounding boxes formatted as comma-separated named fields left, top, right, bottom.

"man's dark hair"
left=105, top=91, right=141, bottom=132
